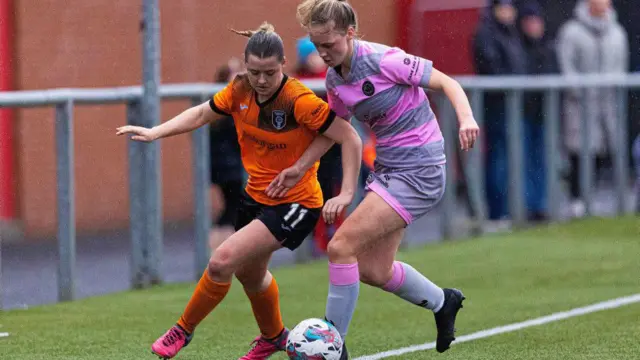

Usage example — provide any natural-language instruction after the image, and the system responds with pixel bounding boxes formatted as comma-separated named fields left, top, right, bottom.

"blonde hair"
left=229, top=22, right=284, bottom=62
left=296, top=0, right=358, bottom=33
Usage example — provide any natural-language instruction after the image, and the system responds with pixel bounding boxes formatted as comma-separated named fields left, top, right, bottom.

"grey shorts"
left=365, top=164, right=446, bottom=225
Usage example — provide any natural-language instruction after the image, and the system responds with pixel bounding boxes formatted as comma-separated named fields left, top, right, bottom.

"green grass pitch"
left=1, top=216, right=638, bottom=359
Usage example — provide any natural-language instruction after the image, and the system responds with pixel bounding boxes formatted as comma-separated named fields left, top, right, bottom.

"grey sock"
left=383, top=261, right=444, bottom=312
left=325, top=262, right=360, bottom=337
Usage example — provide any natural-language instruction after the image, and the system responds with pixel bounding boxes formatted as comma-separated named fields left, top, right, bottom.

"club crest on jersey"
left=271, top=110, right=287, bottom=130
left=362, top=80, right=375, bottom=96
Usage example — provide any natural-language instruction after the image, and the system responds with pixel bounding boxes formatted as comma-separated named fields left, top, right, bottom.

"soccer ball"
left=286, top=318, right=343, bottom=360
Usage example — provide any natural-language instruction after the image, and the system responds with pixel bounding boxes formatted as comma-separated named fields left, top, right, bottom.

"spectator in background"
left=294, top=36, right=343, bottom=254
left=518, top=1, right=558, bottom=222
left=472, top=0, right=527, bottom=222
left=295, top=36, right=328, bottom=79
left=557, top=0, right=628, bottom=218
left=208, top=60, right=244, bottom=252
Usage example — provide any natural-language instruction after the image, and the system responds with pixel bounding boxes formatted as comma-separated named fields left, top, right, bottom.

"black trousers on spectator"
left=568, top=153, right=609, bottom=200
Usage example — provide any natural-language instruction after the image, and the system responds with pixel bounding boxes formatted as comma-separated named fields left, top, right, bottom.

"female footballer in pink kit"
left=273, top=1, right=480, bottom=358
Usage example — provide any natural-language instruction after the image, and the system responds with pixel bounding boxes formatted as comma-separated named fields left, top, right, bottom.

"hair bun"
left=229, top=21, right=276, bottom=38
left=258, top=22, right=275, bottom=33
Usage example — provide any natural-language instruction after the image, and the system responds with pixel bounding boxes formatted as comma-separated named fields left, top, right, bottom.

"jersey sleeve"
left=209, top=81, right=233, bottom=116
left=379, top=47, right=433, bottom=88
left=294, top=92, right=336, bottom=134
left=327, top=89, right=351, bottom=120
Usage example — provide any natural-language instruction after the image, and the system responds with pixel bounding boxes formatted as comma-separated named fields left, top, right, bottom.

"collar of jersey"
left=332, top=39, right=360, bottom=82
left=255, top=74, right=289, bottom=108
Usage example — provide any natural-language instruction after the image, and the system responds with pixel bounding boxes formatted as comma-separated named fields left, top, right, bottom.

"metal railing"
left=450, top=73, right=634, bottom=232
left=0, top=83, right=222, bottom=303
left=0, top=73, right=637, bottom=305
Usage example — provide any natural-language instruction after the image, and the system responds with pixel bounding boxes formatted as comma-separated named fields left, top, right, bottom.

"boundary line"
left=354, top=293, right=640, bottom=360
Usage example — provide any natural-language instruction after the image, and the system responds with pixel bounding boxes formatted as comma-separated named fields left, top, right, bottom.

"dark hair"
left=230, top=22, right=285, bottom=62
left=297, top=0, right=358, bottom=34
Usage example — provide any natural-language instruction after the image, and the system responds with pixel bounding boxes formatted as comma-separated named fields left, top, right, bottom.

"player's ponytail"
left=296, top=0, right=357, bottom=34
left=229, top=22, right=284, bottom=62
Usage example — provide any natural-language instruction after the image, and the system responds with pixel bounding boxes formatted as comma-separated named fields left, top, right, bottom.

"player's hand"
left=459, top=116, right=479, bottom=151
left=322, top=192, right=353, bottom=225
left=265, top=166, right=304, bottom=198
left=116, top=125, right=158, bottom=142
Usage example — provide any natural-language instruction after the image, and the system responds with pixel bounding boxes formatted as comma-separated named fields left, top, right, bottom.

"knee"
left=359, top=265, right=392, bottom=288
left=207, top=247, right=236, bottom=279
left=327, top=231, right=357, bottom=262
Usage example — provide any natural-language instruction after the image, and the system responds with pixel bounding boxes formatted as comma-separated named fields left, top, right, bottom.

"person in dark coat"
left=518, top=1, right=558, bottom=221
left=472, top=0, right=527, bottom=221
left=208, top=61, right=244, bottom=251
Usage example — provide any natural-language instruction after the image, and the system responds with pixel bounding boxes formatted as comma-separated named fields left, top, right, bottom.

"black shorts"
left=234, top=191, right=321, bottom=251
left=215, top=180, right=243, bottom=226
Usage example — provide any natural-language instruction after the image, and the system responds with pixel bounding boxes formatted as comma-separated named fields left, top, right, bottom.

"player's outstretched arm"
left=319, top=117, right=362, bottom=223
left=116, top=101, right=222, bottom=142
left=427, top=69, right=480, bottom=151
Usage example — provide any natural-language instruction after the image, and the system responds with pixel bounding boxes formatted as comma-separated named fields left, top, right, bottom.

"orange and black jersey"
left=209, top=74, right=336, bottom=208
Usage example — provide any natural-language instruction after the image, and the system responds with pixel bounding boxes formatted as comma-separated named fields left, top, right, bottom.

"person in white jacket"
left=557, top=0, right=628, bottom=217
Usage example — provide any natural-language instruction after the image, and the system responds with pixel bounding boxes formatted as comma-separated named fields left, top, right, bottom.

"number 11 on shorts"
left=284, top=203, right=308, bottom=229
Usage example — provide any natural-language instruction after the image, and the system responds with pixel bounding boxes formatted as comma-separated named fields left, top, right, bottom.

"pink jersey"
left=326, top=40, right=445, bottom=169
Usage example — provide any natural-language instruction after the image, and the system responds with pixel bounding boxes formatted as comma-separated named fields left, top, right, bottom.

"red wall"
left=398, top=0, right=485, bottom=75
left=0, top=0, right=15, bottom=220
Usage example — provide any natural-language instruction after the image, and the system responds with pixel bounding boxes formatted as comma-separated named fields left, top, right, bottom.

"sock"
left=245, top=276, right=285, bottom=339
left=177, top=270, right=231, bottom=334
left=325, top=262, right=360, bottom=338
left=383, top=261, right=445, bottom=312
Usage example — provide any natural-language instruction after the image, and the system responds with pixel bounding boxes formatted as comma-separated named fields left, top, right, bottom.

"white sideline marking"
left=354, top=293, right=640, bottom=360
left=0, top=332, right=9, bottom=338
